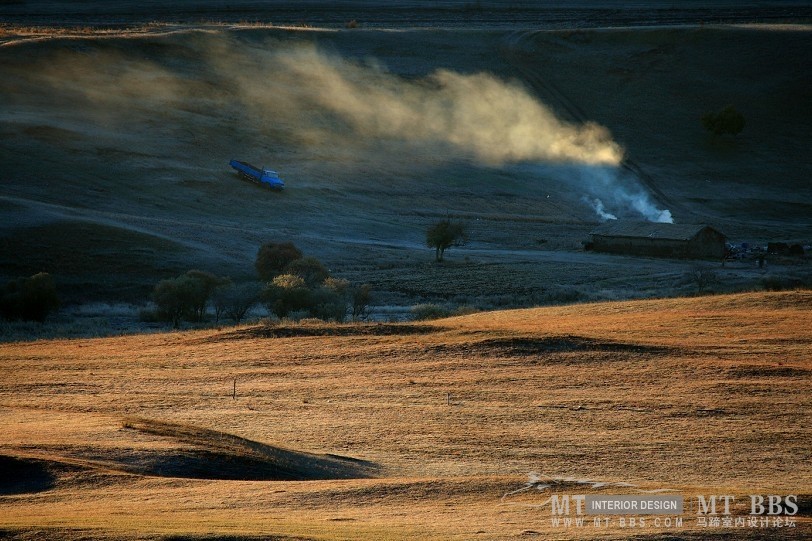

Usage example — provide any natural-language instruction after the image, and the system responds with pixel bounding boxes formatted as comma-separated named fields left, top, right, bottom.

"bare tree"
left=689, top=266, right=718, bottom=294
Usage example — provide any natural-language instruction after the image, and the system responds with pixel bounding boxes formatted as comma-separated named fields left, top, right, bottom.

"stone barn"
left=589, top=222, right=727, bottom=259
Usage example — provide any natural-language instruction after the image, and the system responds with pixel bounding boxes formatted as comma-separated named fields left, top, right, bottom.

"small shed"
left=589, top=222, right=726, bottom=259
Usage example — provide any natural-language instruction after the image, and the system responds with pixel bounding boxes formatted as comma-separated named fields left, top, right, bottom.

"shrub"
left=263, top=274, right=312, bottom=318
left=284, top=256, right=330, bottom=288
left=152, top=274, right=204, bottom=327
left=309, top=282, right=348, bottom=322
left=689, top=266, right=719, bottom=294
left=323, top=277, right=349, bottom=295
left=761, top=275, right=805, bottom=292
left=451, top=306, right=480, bottom=317
left=351, top=283, right=373, bottom=321
left=151, top=271, right=229, bottom=326
left=309, top=291, right=346, bottom=321
left=255, top=242, right=303, bottom=281
left=0, top=272, right=59, bottom=323
left=138, top=307, right=160, bottom=323
left=543, top=286, right=584, bottom=304
left=253, top=244, right=363, bottom=322
left=285, top=310, right=311, bottom=322
left=184, top=270, right=229, bottom=321
left=212, top=281, right=262, bottom=323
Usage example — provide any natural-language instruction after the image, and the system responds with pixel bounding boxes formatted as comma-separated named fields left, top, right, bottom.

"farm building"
left=589, top=222, right=727, bottom=259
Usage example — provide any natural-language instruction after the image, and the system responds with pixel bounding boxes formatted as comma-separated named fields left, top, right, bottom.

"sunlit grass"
left=0, top=291, right=810, bottom=539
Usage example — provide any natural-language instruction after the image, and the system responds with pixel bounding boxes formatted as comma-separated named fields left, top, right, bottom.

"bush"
left=185, top=270, right=230, bottom=321
left=152, top=275, right=204, bottom=327
left=351, top=283, right=373, bottom=321
left=309, top=278, right=351, bottom=322
left=138, top=307, right=160, bottom=323
left=253, top=245, right=365, bottom=322
left=255, top=242, right=303, bottom=281
left=263, top=274, right=312, bottom=318
left=0, top=272, right=59, bottom=323
left=308, top=287, right=347, bottom=322
left=151, top=270, right=229, bottom=326
left=689, top=266, right=719, bottom=294
left=212, top=281, right=262, bottom=323
left=761, top=275, right=805, bottom=292
left=451, top=306, right=480, bottom=317
left=284, top=256, right=330, bottom=288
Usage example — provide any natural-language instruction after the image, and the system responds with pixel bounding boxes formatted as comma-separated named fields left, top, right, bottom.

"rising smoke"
left=568, top=165, right=674, bottom=223
left=33, top=34, right=671, bottom=222
left=585, top=197, right=618, bottom=222
left=233, top=43, right=671, bottom=222
left=231, top=44, right=624, bottom=166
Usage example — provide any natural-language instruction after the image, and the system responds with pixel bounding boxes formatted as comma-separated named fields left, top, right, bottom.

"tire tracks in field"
left=0, top=193, right=257, bottom=263
left=499, top=29, right=688, bottom=219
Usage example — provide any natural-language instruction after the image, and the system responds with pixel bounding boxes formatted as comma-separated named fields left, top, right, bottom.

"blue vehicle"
left=229, top=160, right=285, bottom=190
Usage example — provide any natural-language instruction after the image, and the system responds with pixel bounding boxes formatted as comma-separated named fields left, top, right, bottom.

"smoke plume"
left=229, top=44, right=625, bottom=166
left=30, top=33, right=672, bottom=221
left=566, top=165, right=673, bottom=223
left=585, top=197, right=618, bottom=222
left=232, top=43, right=670, bottom=221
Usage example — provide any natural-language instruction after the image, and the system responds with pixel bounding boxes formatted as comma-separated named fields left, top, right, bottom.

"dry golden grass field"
left=1, top=291, right=810, bottom=540
left=1, top=4, right=811, bottom=538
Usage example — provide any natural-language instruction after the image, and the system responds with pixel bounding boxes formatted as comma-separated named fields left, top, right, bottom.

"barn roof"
left=590, top=222, right=724, bottom=241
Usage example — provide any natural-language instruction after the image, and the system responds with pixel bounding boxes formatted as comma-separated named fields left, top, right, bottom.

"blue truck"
left=229, top=160, right=285, bottom=190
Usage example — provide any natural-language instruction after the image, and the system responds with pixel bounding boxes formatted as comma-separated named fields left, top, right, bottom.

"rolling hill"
left=1, top=23, right=810, bottom=307
left=1, top=291, right=810, bottom=539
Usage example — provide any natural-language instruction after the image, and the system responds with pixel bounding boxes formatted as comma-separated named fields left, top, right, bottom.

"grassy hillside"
left=1, top=24, right=810, bottom=308
left=1, top=291, right=810, bottom=539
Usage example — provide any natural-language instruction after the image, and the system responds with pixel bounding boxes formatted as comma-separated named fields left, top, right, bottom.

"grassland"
left=0, top=7, right=810, bottom=538
left=1, top=291, right=810, bottom=539
left=1, top=23, right=810, bottom=312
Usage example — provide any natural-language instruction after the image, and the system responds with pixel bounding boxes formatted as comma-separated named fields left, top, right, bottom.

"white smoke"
left=609, top=181, right=674, bottom=223
left=543, top=164, right=673, bottom=223
left=585, top=197, right=618, bottom=221
left=627, top=194, right=674, bottom=223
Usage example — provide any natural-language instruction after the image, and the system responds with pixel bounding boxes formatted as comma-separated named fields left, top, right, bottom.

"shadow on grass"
left=0, top=455, right=57, bottom=495
left=207, top=322, right=444, bottom=341
left=119, top=418, right=379, bottom=481
left=427, top=335, right=674, bottom=359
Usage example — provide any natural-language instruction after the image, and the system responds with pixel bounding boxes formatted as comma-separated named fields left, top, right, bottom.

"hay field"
left=1, top=291, right=810, bottom=539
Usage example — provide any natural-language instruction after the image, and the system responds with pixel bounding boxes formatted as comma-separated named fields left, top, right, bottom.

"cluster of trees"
left=151, top=242, right=372, bottom=327
left=0, top=272, right=59, bottom=323
left=3, top=220, right=464, bottom=328
left=151, top=270, right=243, bottom=327
left=256, top=242, right=372, bottom=321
